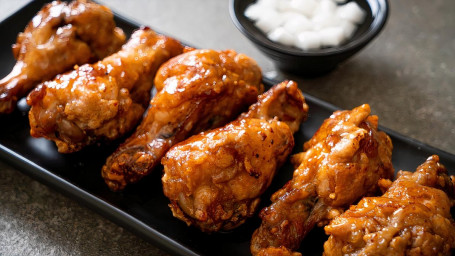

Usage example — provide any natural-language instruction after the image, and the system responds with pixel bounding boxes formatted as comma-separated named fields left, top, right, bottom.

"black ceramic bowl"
left=230, top=0, right=389, bottom=77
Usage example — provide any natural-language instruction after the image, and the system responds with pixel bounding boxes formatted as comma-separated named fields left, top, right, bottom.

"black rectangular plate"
left=1, top=1, right=454, bottom=256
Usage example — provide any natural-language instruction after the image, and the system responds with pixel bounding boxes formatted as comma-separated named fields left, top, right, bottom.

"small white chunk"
left=255, top=9, right=284, bottom=33
left=283, top=13, right=312, bottom=33
left=245, top=0, right=278, bottom=20
left=244, top=0, right=366, bottom=49
left=337, top=2, right=367, bottom=24
left=296, top=31, right=321, bottom=50
left=277, top=0, right=294, bottom=12
left=245, top=4, right=263, bottom=20
left=268, top=27, right=296, bottom=46
left=276, top=0, right=292, bottom=12
left=319, top=27, right=345, bottom=47
left=280, top=11, right=303, bottom=23
left=312, top=12, right=343, bottom=31
left=315, top=0, right=337, bottom=15
left=288, top=0, right=319, bottom=17
left=340, top=20, right=357, bottom=39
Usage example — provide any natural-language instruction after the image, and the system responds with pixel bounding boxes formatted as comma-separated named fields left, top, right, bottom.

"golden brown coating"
left=164, top=118, right=293, bottom=232
left=238, top=80, right=308, bottom=134
left=27, top=27, right=183, bottom=153
left=161, top=81, right=308, bottom=232
left=0, top=0, right=125, bottom=113
left=102, top=49, right=264, bottom=191
left=251, top=104, right=394, bottom=255
left=324, top=155, right=455, bottom=256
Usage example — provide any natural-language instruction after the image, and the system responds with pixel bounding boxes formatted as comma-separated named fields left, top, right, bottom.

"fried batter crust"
left=324, top=155, right=455, bottom=256
left=102, top=49, right=263, bottom=191
left=0, top=0, right=125, bottom=113
left=251, top=104, right=394, bottom=255
left=162, top=81, right=308, bottom=232
left=27, top=27, right=183, bottom=153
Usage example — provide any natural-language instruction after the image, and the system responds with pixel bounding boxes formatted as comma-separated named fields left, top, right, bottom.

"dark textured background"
left=0, top=0, right=454, bottom=255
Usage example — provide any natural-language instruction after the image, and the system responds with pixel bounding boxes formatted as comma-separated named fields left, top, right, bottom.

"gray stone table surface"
left=0, top=0, right=454, bottom=255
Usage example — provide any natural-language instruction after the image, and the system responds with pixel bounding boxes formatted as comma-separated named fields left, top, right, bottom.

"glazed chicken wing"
left=101, top=49, right=264, bottom=191
left=161, top=81, right=308, bottom=232
left=251, top=104, right=394, bottom=255
left=27, top=27, right=183, bottom=153
left=0, top=0, right=126, bottom=113
left=324, top=155, right=455, bottom=256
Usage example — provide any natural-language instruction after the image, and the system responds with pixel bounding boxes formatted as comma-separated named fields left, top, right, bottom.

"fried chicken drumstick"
left=324, top=155, right=455, bottom=256
left=27, top=27, right=183, bottom=153
left=161, top=81, right=309, bottom=232
left=251, top=104, right=394, bottom=255
left=0, top=0, right=126, bottom=114
left=102, top=49, right=264, bottom=191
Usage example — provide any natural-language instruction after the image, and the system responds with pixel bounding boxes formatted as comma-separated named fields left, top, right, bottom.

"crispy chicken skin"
left=324, top=155, right=455, bottom=256
left=27, top=27, right=184, bottom=153
left=237, top=81, right=306, bottom=134
left=251, top=104, right=394, bottom=255
left=102, top=49, right=264, bottom=191
left=161, top=81, right=308, bottom=232
left=0, top=0, right=125, bottom=114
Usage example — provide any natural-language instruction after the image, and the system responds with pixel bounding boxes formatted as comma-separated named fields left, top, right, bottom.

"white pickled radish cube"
left=340, top=20, right=357, bottom=39
left=283, top=14, right=312, bottom=33
left=268, top=27, right=296, bottom=46
left=314, top=0, right=337, bottom=15
left=296, top=31, right=321, bottom=50
left=255, top=10, right=284, bottom=33
left=337, top=2, right=366, bottom=24
left=245, top=4, right=263, bottom=20
left=312, top=12, right=341, bottom=31
left=319, top=27, right=345, bottom=47
left=288, top=0, right=319, bottom=18
left=276, top=0, right=292, bottom=12
left=280, top=11, right=303, bottom=23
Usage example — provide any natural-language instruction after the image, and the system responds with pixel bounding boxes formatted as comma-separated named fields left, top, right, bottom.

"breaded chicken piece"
left=251, top=104, right=394, bottom=255
left=27, top=27, right=183, bottom=153
left=102, top=49, right=264, bottom=191
left=324, top=155, right=455, bottom=256
left=162, top=81, right=308, bottom=232
left=0, top=0, right=125, bottom=113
